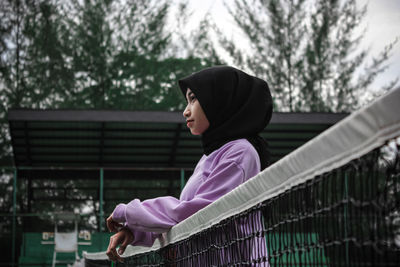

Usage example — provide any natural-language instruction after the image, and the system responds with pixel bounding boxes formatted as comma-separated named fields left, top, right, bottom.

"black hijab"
left=178, top=66, right=273, bottom=170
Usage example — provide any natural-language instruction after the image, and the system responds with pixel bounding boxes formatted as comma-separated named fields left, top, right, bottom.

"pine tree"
left=61, top=0, right=115, bottom=108
left=221, top=0, right=398, bottom=112
left=22, top=1, right=75, bottom=108
left=170, top=2, right=223, bottom=65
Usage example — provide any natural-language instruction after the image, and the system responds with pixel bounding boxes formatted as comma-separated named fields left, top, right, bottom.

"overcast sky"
left=178, top=0, right=399, bottom=92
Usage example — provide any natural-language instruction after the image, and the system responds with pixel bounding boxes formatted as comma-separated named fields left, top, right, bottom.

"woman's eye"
left=189, top=95, right=196, bottom=102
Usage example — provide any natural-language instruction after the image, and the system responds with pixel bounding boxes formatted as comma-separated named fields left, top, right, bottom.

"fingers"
left=108, top=221, right=123, bottom=233
left=106, top=229, right=134, bottom=262
left=106, top=233, right=124, bottom=263
left=106, top=214, right=123, bottom=233
left=118, top=245, right=126, bottom=255
left=118, top=229, right=134, bottom=255
left=106, top=215, right=113, bottom=232
left=106, top=214, right=117, bottom=232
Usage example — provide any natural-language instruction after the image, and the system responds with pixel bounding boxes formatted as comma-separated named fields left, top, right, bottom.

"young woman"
left=106, top=66, right=273, bottom=262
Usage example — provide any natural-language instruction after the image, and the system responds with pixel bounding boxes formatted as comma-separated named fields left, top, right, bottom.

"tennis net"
left=85, top=87, right=400, bottom=266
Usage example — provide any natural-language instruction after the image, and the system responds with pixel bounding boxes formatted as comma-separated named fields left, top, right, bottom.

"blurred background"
left=0, top=0, right=398, bottom=266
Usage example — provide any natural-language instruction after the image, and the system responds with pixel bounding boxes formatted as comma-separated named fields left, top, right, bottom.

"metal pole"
left=344, top=173, right=349, bottom=266
left=180, top=169, right=185, bottom=191
left=12, top=168, right=17, bottom=267
left=100, top=168, right=104, bottom=232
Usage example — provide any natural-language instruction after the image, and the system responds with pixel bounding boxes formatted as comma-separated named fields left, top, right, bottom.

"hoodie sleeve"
left=112, top=162, right=246, bottom=246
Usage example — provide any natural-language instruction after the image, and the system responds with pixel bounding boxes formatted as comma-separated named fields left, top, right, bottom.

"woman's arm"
left=111, top=161, right=247, bottom=245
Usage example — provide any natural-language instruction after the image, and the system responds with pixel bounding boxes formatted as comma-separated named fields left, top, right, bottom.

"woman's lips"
left=186, top=120, right=194, bottom=127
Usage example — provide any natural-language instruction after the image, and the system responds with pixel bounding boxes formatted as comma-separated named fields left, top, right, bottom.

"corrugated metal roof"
left=8, top=109, right=348, bottom=169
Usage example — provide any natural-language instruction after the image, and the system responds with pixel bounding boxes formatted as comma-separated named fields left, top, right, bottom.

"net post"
left=99, top=168, right=104, bottom=232
left=180, top=169, right=185, bottom=191
left=12, top=168, right=17, bottom=267
left=344, top=172, right=349, bottom=266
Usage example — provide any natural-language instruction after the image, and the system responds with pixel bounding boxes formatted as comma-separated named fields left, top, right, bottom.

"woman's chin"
left=190, top=130, right=200, bottom=135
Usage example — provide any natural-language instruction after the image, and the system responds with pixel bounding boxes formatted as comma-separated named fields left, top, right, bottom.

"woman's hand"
left=106, top=213, right=124, bottom=232
left=106, top=228, right=134, bottom=263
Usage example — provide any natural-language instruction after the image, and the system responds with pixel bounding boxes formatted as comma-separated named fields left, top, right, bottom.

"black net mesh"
left=85, top=139, right=400, bottom=266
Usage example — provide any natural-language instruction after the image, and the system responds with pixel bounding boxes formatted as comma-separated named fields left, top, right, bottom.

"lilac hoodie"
left=112, top=139, right=260, bottom=246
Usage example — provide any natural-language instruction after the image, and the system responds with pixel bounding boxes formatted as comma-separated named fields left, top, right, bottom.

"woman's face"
left=183, top=88, right=210, bottom=135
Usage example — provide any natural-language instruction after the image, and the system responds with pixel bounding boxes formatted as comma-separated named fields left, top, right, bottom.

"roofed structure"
left=8, top=109, right=348, bottom=170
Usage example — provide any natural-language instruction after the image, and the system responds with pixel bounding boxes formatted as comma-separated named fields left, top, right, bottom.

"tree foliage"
left=0, top=0, right=218, bottom=112
left=222, top=0, right=398, bottom=112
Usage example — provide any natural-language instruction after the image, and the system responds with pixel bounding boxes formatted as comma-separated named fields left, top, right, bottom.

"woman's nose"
left=183, top=106, right=190, bottom=118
